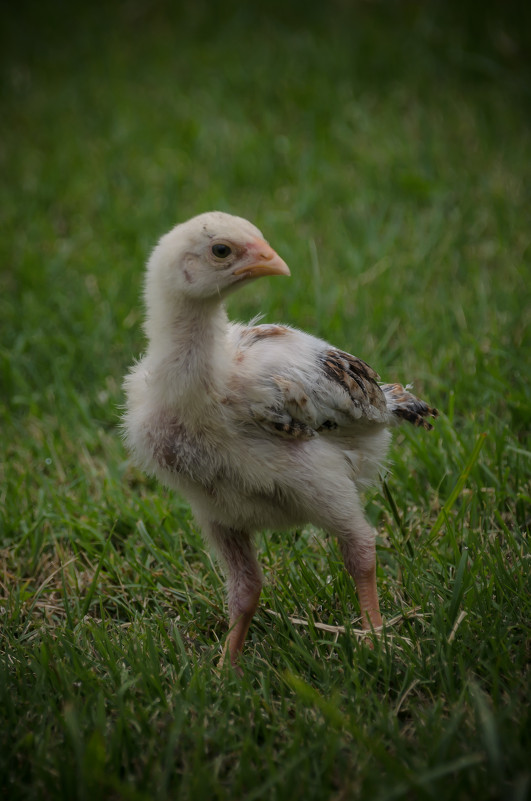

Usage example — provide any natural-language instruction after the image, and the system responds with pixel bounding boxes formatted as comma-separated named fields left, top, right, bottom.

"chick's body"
left=123, top=211, right=437, bottom=670
left=125, top=319, right=391, bottom=530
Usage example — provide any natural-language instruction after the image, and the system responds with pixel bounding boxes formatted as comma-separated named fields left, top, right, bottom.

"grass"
left=1, top=1, right=530, bottom=799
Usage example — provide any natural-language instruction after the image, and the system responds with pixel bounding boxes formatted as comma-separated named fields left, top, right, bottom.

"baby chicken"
left=123, top=212, right=437, bottom=670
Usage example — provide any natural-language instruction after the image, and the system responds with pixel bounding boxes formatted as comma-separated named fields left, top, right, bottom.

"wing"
left=228, top=324, right=389, bottom=440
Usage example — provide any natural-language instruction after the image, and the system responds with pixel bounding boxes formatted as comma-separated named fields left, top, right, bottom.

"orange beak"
left=233, top=239, right=291, bottom=279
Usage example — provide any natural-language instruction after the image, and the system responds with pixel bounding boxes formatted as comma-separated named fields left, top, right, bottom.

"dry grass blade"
left=448, top=610, right=468, bottom=643
left=265, top=605, right=425, bottom=638
left=395, top=679, right=421, bottom=717
left=21, top=556, right=78, bottom=634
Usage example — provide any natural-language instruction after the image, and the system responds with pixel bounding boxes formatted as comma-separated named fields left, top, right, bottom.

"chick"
left=123, top=212, right=437, bottom=670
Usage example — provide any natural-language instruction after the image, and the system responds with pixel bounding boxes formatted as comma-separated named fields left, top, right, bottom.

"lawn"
left=1, top=1, right=530, bottom=799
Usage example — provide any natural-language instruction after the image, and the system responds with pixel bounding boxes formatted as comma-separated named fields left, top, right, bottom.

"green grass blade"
left=428, top=432, right=487, bottom=543
left=80, top=528, right=114, bottom=619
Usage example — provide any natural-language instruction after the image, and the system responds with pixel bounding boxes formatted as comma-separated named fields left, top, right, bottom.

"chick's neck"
left=145, top=294, right=230, bottom=406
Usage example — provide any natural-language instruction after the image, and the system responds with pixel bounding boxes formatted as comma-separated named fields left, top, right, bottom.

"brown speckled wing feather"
left=319, top=349, right=388, bottom=422
left=380, top=382, right=438, bottom=430
left=239, top=326, right=390, bottom=438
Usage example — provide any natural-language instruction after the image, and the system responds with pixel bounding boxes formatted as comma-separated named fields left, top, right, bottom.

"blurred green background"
left=1, top=2, right=530, bottom=800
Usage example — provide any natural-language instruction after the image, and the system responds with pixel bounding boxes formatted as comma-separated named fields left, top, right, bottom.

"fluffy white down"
left=122, top=211, right=437, bottom=667
left=123, top=319, right=392, bottom=534
left=123, top=212, right=395, bottom=538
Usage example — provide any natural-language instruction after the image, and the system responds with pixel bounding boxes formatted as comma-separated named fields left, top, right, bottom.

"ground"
left=1, top=2, right=530, bottom=799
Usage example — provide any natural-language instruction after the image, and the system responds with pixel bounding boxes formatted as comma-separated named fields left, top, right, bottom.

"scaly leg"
left=338, top=531, right=383, bottom=631
left=208, top=523, right=263, bottom=672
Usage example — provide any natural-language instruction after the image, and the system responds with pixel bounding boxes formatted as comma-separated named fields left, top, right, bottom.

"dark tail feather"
left=381, top=383, right=438, bottom=430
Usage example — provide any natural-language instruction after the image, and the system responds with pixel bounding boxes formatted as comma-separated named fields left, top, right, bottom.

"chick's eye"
left=212, top=243, right=232, bottom=259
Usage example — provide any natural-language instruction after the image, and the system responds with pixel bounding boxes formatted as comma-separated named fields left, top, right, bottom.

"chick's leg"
left=338, top=530, right=383, bottom=631
left=209, top=524, right=263, bottom=671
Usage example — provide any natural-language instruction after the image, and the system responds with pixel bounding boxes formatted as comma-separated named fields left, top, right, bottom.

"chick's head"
left=145, top=211, right=290, bottom=304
